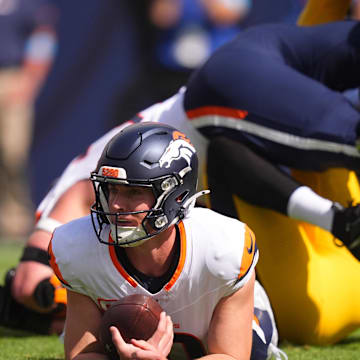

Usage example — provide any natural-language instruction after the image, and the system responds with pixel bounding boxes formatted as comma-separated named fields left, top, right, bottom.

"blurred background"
left=1, top=0, right=359, bottom=240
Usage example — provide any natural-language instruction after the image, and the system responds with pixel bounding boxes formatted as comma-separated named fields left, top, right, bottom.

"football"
left=99, top=294, right=163, bottom=359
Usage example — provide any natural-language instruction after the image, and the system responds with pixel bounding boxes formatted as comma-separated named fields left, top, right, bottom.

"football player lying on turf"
left=48, top=122, right=286, bottom=360
left=3, top=20, right=360, bottom=343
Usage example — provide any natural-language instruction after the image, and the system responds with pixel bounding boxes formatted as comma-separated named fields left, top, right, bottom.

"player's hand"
left=12, top=261, right=55, bottom=313
left=146, top=311, right=173, bottom=356
left=110, top=312, right=173, bottom=360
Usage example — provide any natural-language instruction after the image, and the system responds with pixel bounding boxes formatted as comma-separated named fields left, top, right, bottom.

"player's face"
left=107, top=184, right=155, bottom=227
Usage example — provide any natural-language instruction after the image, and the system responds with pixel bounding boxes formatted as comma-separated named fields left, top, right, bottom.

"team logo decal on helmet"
left=159, top=131, right=195, bottom=169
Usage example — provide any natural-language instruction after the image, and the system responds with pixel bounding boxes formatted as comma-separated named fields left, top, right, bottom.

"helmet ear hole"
left=176, top=191, right=189, bottom=203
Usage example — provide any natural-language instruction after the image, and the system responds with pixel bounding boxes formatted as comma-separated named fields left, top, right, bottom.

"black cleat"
left=331, top=203, right=360, bottom=261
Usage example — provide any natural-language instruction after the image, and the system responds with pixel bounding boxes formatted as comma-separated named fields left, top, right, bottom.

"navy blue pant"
left=185, top=21, right=360, bottom=172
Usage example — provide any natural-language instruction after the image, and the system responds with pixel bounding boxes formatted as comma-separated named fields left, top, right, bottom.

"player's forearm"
left=26, top=229, right=53, bottom=250
left=26, top=215, right=63, bottom=250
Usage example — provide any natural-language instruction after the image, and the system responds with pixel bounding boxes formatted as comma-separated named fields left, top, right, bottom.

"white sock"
left=287, top=186, right=334, bottom=231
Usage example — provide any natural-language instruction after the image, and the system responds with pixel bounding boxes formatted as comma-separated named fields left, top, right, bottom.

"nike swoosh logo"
left=246, top=233, right=254, bottom=254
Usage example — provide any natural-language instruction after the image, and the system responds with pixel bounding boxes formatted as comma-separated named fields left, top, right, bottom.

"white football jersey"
left=49, top=207, right=258, bottom=355
left=36, top=87, right=208, bottom=220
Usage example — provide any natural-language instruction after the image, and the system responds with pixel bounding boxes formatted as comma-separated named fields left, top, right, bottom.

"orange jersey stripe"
left=164, top=221, right=187, bottom=291
left=48, top=238, right=70, bottom=287
left=108, top=234, right=138, bottom=288
left=238, top=225, right=256, bottom=280
left=186, top=106, right=248, bottom=120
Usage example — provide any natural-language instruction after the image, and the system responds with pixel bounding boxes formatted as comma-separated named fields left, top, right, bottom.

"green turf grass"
left=0, top=327, right=64, bottom=360
left=1, top=241, right=360, bottom=359
left=281, top=330, right=360, bottom=359
left=0, top=241, right=22, bottom=281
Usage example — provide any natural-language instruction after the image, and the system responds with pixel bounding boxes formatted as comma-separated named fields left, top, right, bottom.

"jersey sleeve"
left=228, top=224, right=258, bottom=294
left=48, top=231, right=73, bottom=291
left=238, top=225, right=258, bottom=279
left=47, top=223, right=92, bottom=294
left=205, top=216, right=258, bottom=294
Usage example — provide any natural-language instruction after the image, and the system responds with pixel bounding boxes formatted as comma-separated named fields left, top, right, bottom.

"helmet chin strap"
left=111, top=224, right=149, bottom=247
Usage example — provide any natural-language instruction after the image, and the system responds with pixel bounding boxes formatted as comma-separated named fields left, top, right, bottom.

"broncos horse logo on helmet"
left=159, top=134, right=196, bottom=169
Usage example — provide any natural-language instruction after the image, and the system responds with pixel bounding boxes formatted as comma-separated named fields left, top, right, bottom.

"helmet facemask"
left=90, top=171, right=191, bottom=247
